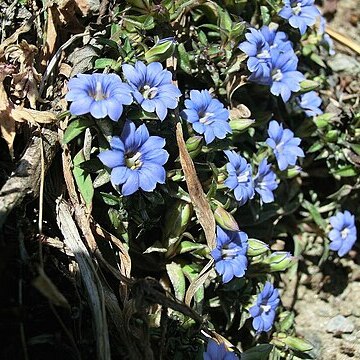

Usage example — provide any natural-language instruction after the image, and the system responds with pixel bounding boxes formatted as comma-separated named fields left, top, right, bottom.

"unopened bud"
left=163, top=200, right=192, bottom=241
left=229, top=118, right=255, bottom=132
left=214, top=206, right=239, bottom=231
left=275, top=334, right=313, bottom=352
left=247, top=238, right=269, bottom=256
left=284, top=165, right=302, bottom=179
left=263, top=251, right=293, bottom=272
left=185, top=135, right=203, bottom=158
left=145, top=37, right=176, bottom=63
left=300, top=80, right=319, bottom=92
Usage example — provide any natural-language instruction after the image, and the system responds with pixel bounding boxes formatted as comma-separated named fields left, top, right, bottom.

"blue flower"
left=65, top=73, right=133, bottom=121
left=329, top=211, right=357, bottom=257
left=181, top=90, right=231, bottom=144
left=211, top=226, right=248, bottom=284
left=269, top=49, right=304, bottom=102
left=122, top=61, right=181, bottom=121
left=203, top=339, right=238, bottom=360
left=260, top=26, right=293, bottom=52
left=279, top=0, right=320, bottom=35
left=249, top=282, right=280, bottom=333
left=224, top=150, right=255, bottom=205
left=254, top=158, right=278, bottom=203
left=266, top=120, right=305, bottom=171
left=298, top=91, right=323, bottom=117
left=239, top=28, right=273, bottom=80
left=98, top=120, right=169, bottom=196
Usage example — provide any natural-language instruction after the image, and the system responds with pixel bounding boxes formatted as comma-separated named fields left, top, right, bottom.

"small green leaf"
left=260, top=6, right=271, bottom=25
left=177, top=43, right=192, bottom=74
left=94, top=58, right=121, bottom=71
left=333, top=165, right=358, bottom=177
left=242, top=344, right=273, bottom=360
left=166, top=262, right=186, bottom=302
left=73, top=150, right=94, bottom=208
left=63, top=118, right=95, bottom=144
left=300, top=80, right=320, bottom=92
left=280, top=335, right=313, bottom=352
left=302, top=200, right=327, bottom=230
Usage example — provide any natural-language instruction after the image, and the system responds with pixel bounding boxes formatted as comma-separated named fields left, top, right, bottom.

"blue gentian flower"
left=122, top=61, right=181, bottom=121
left=266, top=120, right=304, bottom=171
left=203, top=339, right=238, bottom=360
left=329, top=211, right=357, bottom=257
left=298, top=91, right=323, bottom=117
left=181, top=90, right=231, bottom=144
left=224, top=150, right=255, bottom=205
left=239, top=28, right=272, bottom=80
left=269, top=49, right=305, bottom=102
left=65, top=73, right=133, bottom=121
left=260, top=26, right=293, bottom=52
left=249, top=282, right=280, bottom=333
left=279, top=0, right=320, bottom=35
left=211, top=226, right=248, bottom=284
left=254, top=158, right=278, bottom=203
left=98, top=120, right=169, bottom=196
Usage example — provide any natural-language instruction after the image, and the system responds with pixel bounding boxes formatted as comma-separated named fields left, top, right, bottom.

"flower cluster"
left=211, top=226, right=248, bottom=283
left=266, top=120, right=304, bottom=171
left=98, top=120, right=169, bottom=195
left=249, top=282, right=280, bottom=333
left=181, top=90, right=231, bottom=144
left=239, top=26, right=304, bottom=102
left=66, top=61, right=181, bottom=122
left=329, top=210, right=357, bottom=257
left=279, top=0, right=320, bottom=35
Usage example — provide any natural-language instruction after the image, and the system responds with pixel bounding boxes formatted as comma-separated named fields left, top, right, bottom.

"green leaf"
left=260, top=6, right=271, bottom=25
left=73, top=150, right=94, bottom=208
left=333, top=165, right=359, bottom=177
left=166, top=262, right=186, bottom=302
left=94, top=58, right=121, bottom=71
left=177, top=43, right=192, bottom=74
left=280, top=335, right=313, bottom=352
left=100, top=192, right=120, bottom=206
left=63, top=118, right=95, bottom=144
left=300, top=80, right=320, bottom=92
left=302, top=199, right=327, bottom=230
left=242, top=344, right=273, bottom=360
left=178, top=241, right=207, bottom=254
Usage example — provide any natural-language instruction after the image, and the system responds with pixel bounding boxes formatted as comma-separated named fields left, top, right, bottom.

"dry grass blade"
left=175, top=122, right=216, bottom=249
left=326, top=27, right=360, bottom=55
left=56, top=199, right=111, bottom=360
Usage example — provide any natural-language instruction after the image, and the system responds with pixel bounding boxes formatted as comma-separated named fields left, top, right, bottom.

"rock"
left=328, top=54, right=360, bottom=74
left=316, top=303, right=337, bottom=318
left=326, top=315, right=355, bottom=334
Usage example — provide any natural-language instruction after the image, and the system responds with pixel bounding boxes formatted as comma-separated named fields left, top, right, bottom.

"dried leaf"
left=5, top=40, right=42, bottom=108
left=0, top=64, right=16, bottom=152
left=11, top=107, right=57, bottom=124
left=176, top=122, right=216, bottom=250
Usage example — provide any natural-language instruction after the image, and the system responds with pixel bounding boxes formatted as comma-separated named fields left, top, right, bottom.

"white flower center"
left=272, top=69, right=283, bottom=82
left=257, top=49, right=271, bottom=59
left=142, top=84, right=158, bottom=100
left=125, top=151, right=143, bottom=170
left=341, top=228, right=350, bottom=239
left=199, top=112, right=214, bottom=124
left=292, top=2, right=302, bottom=15
left=237, top=170, right=250, bottom=183
left=92, top=81, right=107, bottom=101
left=261, top=304, right=271, bottom=313
left=221, top=246, right=239, bottom=260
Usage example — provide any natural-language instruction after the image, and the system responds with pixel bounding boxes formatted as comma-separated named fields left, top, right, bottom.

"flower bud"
left=213, top=206, right=239, bottom=231
left=145, top=37, right=176, bottom=63
left=229, top=118, right=255, bottom=132
left=163, top=200, right=193, bottom=241
left=284, top=166, right=302, bottom=179
left=273, top=334, right=313, bottom=352
left=247, top=238, right=269, bottom=256
left=300, top=80, right=319, bottom=92
left=185, top=135, right=203, bottom=158
left=263, top=251, right=293, bottom=272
